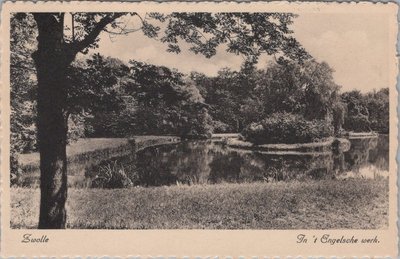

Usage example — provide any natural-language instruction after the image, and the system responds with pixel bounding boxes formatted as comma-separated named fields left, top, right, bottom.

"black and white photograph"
left=6, top=4, right=394, bottom=235
left=9, top=9, right=393, bottom=231
left=2, top=1, right=398, bottom=257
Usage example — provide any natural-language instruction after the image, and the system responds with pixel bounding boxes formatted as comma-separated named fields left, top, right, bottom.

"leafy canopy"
left=31, top=12, right=310, bottom=65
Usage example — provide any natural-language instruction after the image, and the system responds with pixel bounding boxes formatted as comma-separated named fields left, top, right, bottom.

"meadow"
left=11, top=178, right=388, bottom=229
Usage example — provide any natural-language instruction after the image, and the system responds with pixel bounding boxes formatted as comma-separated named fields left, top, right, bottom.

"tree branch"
left=69, top=13, right=126, bottom=54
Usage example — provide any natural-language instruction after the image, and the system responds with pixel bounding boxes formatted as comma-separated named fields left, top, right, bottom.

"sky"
left=92, top=13, right=390, bottom=93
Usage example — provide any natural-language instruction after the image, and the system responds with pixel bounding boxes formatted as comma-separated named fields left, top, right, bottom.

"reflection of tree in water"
left=169, top=141, right=212, bottom=184
left=209, top=149, right=336, bottom=183
left=90, top=135, right=389, bottom=187
left=136, top=146, right=178, bottom=186
left=332, top=151, right=345, bottom=175
left=208, top=149, right=245, bottom=183
left=368, top=135, right=389, bottom=171
left=136, top=140, right=213, bottom=186
left=344, top=137, right=382, bottom=173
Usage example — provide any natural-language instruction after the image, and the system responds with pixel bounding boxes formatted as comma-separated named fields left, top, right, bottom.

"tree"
left=195, top=58, right=342, bottom=133
left=67, top=54, right=129, bottom=138
left=255, top=59, right=341, bottom=121
left=341, top=90, right=371, bottom=132
left=365, top=88, right=389, bottom=133
left=10, top=14, right=38, bottom=154
left=10, top=14, right=38, bottom=185
left=191, top=65, right=262, bottom=133
left=341, top=88, right=389, bottom=133
left=23, top=12, right=308, bottom=228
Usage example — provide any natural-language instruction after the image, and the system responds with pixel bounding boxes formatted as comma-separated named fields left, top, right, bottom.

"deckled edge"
left=0, top=1, right=398, bottom=258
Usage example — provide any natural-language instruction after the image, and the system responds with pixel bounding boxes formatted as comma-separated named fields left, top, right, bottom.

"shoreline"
left=15, top=136, right=181, bottom=187
left=226, top=137, right=351, bottom=152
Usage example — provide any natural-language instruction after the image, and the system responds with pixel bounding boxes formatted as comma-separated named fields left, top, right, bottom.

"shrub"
left=89, top=160, right=135, bottom=188
left=242, top=112, right=333, bottom=144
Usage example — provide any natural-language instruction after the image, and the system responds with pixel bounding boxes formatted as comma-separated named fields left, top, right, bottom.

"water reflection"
left=121, top=135, right=389, bottom=187
left=338, top=135, right=388, bottom=179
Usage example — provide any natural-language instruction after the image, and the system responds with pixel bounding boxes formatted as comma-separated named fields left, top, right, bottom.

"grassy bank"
left=226, top=137, right=352, bottom=153
left=227, top=138, right=334, bottom=152
left=11, top=179, right=388, bottom=229
left=15, top=136, right=180, bottom=187
left=211, top=133, right=240, bottom=139
left=347, top=132, right=379, bottom=139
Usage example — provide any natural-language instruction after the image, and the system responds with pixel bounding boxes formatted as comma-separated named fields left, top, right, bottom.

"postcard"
left=1, top=1, right=398, bottom=257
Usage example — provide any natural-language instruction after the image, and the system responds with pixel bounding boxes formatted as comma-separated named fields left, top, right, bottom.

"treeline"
left=11, top=13, right=388, bottom=152
left=342, top=89, right=389, bottom=134
left=190, top=60, right=389, bottom=144
left=12, top=51, right=389, bottom=155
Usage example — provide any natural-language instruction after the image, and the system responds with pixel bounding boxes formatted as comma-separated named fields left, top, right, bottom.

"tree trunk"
left=32, top=13, right=74, bottom=229
left=30, top=12, right=120, bottom=228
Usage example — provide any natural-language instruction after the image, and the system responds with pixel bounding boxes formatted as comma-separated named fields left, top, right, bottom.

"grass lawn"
left=18, top=138, right=129, bottom=166
left=11, top=178, right=388, bottom=229
left=18, top=136, right=180, bottom=166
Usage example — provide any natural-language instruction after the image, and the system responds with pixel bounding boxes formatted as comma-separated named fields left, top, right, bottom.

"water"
left=88, top=135, right=389, bottom=187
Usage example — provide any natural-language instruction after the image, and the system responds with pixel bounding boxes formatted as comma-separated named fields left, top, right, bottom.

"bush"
left=242, top=112, right=333, bottom=144
left=89, top=160, right=135, bottom=188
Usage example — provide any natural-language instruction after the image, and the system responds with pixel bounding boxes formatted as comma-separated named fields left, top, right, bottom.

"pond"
left=87, top=135, right=389, bottom=188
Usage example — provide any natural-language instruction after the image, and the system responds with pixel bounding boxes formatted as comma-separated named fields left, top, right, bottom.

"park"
left=10, top=12, right=389, bottom=229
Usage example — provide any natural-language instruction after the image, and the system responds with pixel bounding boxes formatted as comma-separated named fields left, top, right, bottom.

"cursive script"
left=21, top=234, right=49, bottom=243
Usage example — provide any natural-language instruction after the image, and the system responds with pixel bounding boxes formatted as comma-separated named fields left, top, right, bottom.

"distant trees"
left=190, top=59, right=389, bottom=144
left=255, top=60, right=342, bottom=122
left=366, top=88, right=389, bottom=134
left=191, top=59, right=344, bottom=142
left=341, top=88, right=389, bottom=133
left=86, top=60, right=213, bottom=138
left=190, top=68, right=250, bottom=133
left=242, top=112, right=333, bottom=144
left=67, top=54, right=129, bottom=137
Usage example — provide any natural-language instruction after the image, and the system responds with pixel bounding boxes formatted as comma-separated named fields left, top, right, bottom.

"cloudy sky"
left=93, top=13, right=390, bottom=93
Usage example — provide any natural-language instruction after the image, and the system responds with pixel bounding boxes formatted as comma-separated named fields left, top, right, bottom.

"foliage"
left=331, top=101, right=347, bottom=135
left=242, top=112, right=333, bottom=144
left=150, top=13, right=310, bottom=64
left=10, top=14, right=38, bottom=183
left=67, top=54, right=128, bottom=117
left=191, top=59, right=342, bottom=133
left=10, top=14, right=130, bottom=155
left=365, top=88, right=389, bottom=133
left=178, top=105, right=213, bottom=139
left=341, top=89, right=389, bottom=133
left=67, top=54, right=129, bottom=137
left=344, top=114, right=371, bottom=133
left=90, top=160, right=134, bottom=189
left=67, top=114, right=87, bottom=142
left=190, top=67, right=259, bottom=132
left=86, top=60, right=214, bottom=139
left=10, top=14, right=38, bottom=154
left=253, top=59, right=341, bottom=121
